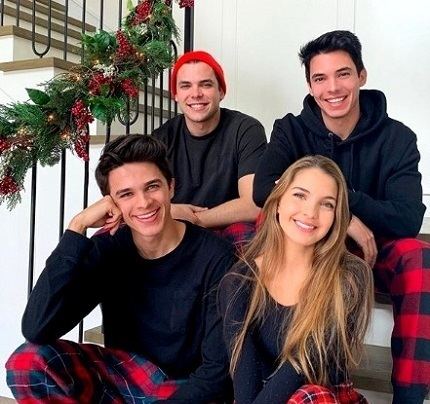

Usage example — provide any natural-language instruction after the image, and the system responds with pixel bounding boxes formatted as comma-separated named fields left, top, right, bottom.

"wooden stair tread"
left=4, top=0, right=96, bottom=32
left=0, top=25, right=81, bottom=55
left=0, top=56, right=76, bottom=71
left=2, top=4, right=83, bottom=40
left=85, top=325, right=104, bottom=345
left=6, top=0, right=65, bottom=13
left=87, top=325, right=399, bottom=396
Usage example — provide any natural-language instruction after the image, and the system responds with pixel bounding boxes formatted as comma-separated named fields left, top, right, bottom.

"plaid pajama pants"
left=6, top=340, right=181, bottom=403
left=287, top=382, right=367, bottom=403
left=214, top=221, right=256, bottom=249
left=370, top=237, right=430, bottom=402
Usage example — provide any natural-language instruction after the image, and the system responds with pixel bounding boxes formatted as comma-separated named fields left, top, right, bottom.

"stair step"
left=85, top=325, right=104, bottom=345
left=0, top=56, right=75, bottom=72
left=418, top=217, right=430, bottom=243
left=85, top=325, right=400, bottom=397
left=353, top=344, right=429, bottom=398
left=352, top=344, right=392, bottom=394
left=4, top=0, right=96, bottom=32
left=0, top=397, right=17, bottom=403
left=1, top=4, right=83, bottom=40
left=0, top=25, right=81, bottom=56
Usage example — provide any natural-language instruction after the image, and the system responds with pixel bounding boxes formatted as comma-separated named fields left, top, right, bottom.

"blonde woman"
left=219, top=155, right=373, bottom=404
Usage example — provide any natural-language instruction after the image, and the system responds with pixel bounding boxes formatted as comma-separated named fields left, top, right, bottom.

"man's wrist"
left=68, top=216, right=87, bottom=234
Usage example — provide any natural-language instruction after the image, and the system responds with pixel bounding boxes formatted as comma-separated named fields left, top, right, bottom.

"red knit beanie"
left=170, top=50, right=227, bottom=96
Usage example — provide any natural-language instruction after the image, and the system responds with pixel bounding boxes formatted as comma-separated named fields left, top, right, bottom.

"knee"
left=6, top=342, right=53, bottom=375
left=288, top=384, right=337, bottom=404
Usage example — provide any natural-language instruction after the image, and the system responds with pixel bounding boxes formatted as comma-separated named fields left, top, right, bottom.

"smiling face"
left=308, top=50, right=367, bottom=134
left=174, top=61, right=224, bottom=135
left=108, top=161, right=174, bottom=242
left=277, top=167, right=337, bottom=250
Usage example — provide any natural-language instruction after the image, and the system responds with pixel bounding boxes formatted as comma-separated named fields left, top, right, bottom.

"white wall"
left=193, top=0, right=430, bottom=212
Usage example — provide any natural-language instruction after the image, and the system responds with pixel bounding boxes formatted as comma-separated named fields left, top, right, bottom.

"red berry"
left=0, top=175, right=20, bottom=195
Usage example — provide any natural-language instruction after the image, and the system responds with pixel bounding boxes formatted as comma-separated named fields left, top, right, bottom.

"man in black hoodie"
left=253, top=30, right=429, bottom=404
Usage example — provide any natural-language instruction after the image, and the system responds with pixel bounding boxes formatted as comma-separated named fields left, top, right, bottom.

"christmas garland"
left=0, top=0, right=193, bottom=209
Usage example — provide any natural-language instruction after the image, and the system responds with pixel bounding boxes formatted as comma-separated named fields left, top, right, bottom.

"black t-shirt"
left=153, top=108, right=266, bottom=208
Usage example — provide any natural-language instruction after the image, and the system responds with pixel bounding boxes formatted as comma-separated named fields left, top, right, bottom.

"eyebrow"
left=310, top=66, right=353, bottom=80
left=114, top=179, right=162, bottom=196
left=178, top=78, right=215, bottom=85
left=291, top=186, right=337, bottom=200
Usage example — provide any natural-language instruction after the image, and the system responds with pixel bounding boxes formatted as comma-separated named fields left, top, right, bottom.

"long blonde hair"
left=229, top=155, right=373, bottom=385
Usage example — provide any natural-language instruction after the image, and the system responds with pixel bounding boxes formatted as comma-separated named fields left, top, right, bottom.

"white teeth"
left=295, top=220, right=315, bottom=230
left=136, top=209, right=157, bottom=220
left=327, top=96, right=345, bottom=103
left=189, top=103, right=206, bottom=110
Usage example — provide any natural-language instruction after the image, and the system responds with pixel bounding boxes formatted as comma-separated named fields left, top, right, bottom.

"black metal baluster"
left=143, top=80, right=148, bottom=134
left=151, top=76, right=156, bottom=132
left=78, top=134, right=90, bottom=343
left=169, top=41, right=178, bottom=118
left=118, top=0, right=123, bottom=28
left=81, top=0, right=87, bottom=56
left=63, top=0, right=69, bottom=60
left=27, top=164, right=37, bottom=298
left=106, top=123, right=111, bottom=144
left=15, top=0, right=20, bottom=27
left=78, top=1, right=88, bottom=344
left=58, top=150, right=66, bottom=238
left=1, top=0, right=5, bottom=26
left=99, top=0, right=104, bottom=30
left=31, top=0, right=52, bottom=57
left=184, top=6, right=194, bottom=52
left=158, top=73, right=163, bottom=127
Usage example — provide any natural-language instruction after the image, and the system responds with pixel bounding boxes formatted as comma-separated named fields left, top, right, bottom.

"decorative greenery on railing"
left=0, top=0, right=193, bottom=209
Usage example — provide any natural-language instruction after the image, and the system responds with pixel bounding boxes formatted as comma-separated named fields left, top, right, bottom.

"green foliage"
left=0, top=0, right=186, bottom=209
left=26, top=89, right=50, bottom=106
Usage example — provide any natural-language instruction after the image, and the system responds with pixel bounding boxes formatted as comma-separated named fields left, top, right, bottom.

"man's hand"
left=171, top=203, right=208, bottom=225
left=347, top=215, right=377, bottom=267
left=68, top=196, right=122, bottom=235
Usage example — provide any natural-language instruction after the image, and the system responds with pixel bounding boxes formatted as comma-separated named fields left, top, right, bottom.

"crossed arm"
left=171, top=174, right=260, bottom=228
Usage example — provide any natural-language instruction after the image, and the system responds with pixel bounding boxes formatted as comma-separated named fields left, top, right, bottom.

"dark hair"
left=299, top=30, right=364, bottom=83
left=95, top=134, right=173, bottom=195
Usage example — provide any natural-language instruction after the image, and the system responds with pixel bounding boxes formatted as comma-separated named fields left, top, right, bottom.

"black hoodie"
left=253, top=89, right=425, bottom=238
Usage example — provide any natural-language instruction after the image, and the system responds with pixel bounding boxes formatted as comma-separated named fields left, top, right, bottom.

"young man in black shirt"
left=6, top=135, right=235, bottom=403
left=153, top=51, right=266, bottom=244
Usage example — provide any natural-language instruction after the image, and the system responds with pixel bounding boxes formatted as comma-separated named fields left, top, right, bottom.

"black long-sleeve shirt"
left=219, top=265, right=345, bottom=403
left=23, top=222, right=236, bottom=403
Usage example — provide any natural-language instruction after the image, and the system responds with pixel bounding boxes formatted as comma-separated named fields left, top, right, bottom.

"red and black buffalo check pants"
left=6, top=340, right=180, bottom=403
left=372, top=237, right=430, bottom=403
left=287, top=382, right=368, bottom=403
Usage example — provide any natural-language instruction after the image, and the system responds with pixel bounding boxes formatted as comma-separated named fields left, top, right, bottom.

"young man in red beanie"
left=153, top=50, right=266, bottom=246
